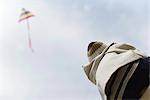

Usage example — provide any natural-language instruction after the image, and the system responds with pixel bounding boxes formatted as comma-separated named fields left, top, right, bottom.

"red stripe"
left=20, top=11, right=30, bottom=16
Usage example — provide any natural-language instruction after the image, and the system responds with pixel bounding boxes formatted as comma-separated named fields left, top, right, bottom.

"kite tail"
left=26, top=19, right=34, bottom=52
left=28, top=37, right=34, bottom=52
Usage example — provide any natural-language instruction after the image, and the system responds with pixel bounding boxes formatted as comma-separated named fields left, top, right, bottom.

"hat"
left=87, top=41, right=107, bottom=62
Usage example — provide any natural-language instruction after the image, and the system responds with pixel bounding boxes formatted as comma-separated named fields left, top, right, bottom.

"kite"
left=19, top=8, right=34, bottom=52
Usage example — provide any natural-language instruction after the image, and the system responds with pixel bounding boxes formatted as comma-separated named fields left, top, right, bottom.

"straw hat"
left=83, top=41, right=107, bottom=84
left=87, top=41, right=107, bottom=61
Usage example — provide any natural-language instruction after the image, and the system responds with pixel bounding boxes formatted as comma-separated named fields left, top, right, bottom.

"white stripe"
left=109, top=64, right=129, bottom=99
left=118, top=61, right=139, bottom=98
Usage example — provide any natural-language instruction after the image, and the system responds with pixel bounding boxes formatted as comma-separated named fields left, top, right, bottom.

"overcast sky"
left=0, top=0, right=149, bottom=100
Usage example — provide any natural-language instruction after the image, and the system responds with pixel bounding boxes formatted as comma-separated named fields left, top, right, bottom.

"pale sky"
left=0, top=0, right=149, bottom=100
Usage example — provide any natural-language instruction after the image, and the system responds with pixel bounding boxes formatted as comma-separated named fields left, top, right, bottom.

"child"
left=83, top=41, right=150, bottom=100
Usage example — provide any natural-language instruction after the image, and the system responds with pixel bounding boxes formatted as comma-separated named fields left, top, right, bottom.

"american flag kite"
left=19, top=8, right=34, bottom=52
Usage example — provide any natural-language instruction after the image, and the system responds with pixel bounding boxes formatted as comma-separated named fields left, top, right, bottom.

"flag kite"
left=19, top=8, right=34, bottom=52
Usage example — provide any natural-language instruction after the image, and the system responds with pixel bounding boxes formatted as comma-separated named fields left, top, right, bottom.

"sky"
left=0, top=0, right=149, bottom=100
